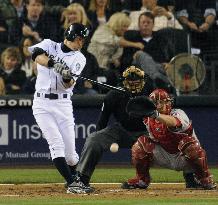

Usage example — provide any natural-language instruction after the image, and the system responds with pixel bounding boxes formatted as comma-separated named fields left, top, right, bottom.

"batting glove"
left=53, top=63, right=71, bottom=79
left=53, top=62, right=65, bottom=74
left=61, top=69, right=71, bottom=79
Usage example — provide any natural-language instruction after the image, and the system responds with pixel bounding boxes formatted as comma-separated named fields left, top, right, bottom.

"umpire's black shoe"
left=67, top=176, right=95, bottom=194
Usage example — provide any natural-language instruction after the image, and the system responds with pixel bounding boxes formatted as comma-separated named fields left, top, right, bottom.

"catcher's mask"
left=149, top=89, right=173, bottom=114
left=122, top=66, right=145, bottom=94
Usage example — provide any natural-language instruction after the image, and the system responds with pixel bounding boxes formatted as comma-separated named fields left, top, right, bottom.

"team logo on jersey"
left=76, top=63, right=81, bottom=71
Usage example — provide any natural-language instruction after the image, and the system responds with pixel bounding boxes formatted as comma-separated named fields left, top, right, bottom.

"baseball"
left=110, top=143, right=119, bottom=153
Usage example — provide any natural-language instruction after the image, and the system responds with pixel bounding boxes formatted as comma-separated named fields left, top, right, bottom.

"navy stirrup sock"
left=53, top=157, right=73, bottom=185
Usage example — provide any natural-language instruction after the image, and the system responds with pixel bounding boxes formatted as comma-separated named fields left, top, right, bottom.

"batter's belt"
left=36, top=92, right=71, bottom=100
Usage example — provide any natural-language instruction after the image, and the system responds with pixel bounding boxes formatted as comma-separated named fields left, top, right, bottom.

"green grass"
left=0, top=198, right=218, bottom=205
left=0, top=167, right=217, bottom=184
left=0, top=167, right=217, bottom=205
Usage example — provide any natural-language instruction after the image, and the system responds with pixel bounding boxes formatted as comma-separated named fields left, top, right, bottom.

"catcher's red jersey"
left=143, top=109, right=196, bottom=154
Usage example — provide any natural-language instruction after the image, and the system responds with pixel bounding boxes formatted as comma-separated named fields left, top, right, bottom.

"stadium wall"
left=0, top=95, right=217, bottom=165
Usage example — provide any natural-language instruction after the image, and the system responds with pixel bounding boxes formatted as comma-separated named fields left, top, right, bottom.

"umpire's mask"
left=122, top=66, right=145, bottom=94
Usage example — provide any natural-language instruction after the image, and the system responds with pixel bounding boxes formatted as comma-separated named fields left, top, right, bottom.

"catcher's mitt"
left=126, top=96, right=157, bottom=118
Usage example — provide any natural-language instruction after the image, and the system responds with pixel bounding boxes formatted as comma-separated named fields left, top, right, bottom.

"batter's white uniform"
left=29, top=39, right=86, bottom=166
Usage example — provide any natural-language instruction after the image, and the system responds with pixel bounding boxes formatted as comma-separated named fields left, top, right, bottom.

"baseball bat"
left=70, top=72, right=126, bottom=93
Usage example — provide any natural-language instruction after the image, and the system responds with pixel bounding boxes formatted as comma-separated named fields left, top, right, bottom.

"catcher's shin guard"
left=179, top=136, right=216, bottom=189
left=125, top=136, right=154, bottom=188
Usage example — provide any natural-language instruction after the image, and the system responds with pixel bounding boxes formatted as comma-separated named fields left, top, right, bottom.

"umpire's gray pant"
left=76, top=123, right=147, bottom=180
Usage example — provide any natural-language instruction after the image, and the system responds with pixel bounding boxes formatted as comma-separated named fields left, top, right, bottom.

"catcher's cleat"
left=67, top=177, right=95, bottom=194
left=121, top=178, right=149, bottom=189
left=199, top=176, right=217, bottom=190
left=184, top=173, right=202, bottom=189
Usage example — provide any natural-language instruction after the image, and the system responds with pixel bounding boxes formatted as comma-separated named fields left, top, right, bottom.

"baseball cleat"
left=67, top=177, right=95, bottom=194
left=200, top=176, right=217, bottom=190
left=201, top=182, right=217, bottom=190
left=184, top=173, right=202, bottom=189
left=185, top=174, right=217, bottom=190
left=67, top=185, right=94, bottom=194
left=121, top=178, right=149, bottom=189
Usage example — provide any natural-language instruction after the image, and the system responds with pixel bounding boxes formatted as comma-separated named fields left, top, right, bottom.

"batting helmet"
left=64, top=23, right=89, bottom=41
left=122, top=66, right=145, bottom=94
left=149, top=89, right=173, bottom=114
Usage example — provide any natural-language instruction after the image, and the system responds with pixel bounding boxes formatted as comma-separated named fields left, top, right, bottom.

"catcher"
left=123, top=88, right=216, bottom=190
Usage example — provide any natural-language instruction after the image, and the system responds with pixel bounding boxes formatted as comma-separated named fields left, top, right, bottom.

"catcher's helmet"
left=149, top=89, right=173, bottom=114
left=122, top=66, right=145, bottom=94
left=64, top=23, right=89, bottom=41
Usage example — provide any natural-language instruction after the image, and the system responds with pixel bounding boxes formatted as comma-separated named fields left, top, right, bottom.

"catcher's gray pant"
left=152, top=144, right=194, bottom=173
left=133, top=51, right=171, bottom=86
left=76, top=123, right=147, bottom=180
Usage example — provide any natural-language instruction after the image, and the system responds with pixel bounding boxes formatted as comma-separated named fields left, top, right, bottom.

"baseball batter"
left=123, top=89, right=216, bottom=190
left=28, top=23, right=92, bottom=194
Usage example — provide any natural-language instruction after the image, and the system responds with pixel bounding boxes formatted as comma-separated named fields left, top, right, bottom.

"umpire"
left=74, top=66, right=154, bottom=189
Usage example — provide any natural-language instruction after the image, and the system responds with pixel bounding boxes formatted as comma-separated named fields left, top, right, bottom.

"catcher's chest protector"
left=144, top=118, right=190, bottom=153
left=145, top=118, right=168, bottom=141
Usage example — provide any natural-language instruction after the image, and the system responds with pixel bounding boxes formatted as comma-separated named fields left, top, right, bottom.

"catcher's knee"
left=132, top=136, right=154, bottom=165
left=178, top=136, right=204, bottom=160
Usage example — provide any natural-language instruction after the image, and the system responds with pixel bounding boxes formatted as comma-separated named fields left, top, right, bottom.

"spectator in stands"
left=20, top=0, right=60, bottom=42
left=11, top=0, right=25, bottom=18
left=44, top=0, right=70, bottom=28
left=120, top=12, right=175, bottom=93
left=87, top=0, right=112, bottom=36
left=0, top=77, right=5, bottom=95
left=122, top=0, right=142, bottom=13
left=61, top=3, right=91, bottom=40
left=0, top=0, right=21, bottom=45
left=0, top=47, right=26, bottom=95
left=88, top=12, right=144, bottom=75
left=176, top=0, right=216, bottom=53
left=44, top=0, right=69, bottom=8
left=0, top=13, right=10, bottom=54
left=128, top=0, right=183, bottom=31
left=109, top=0, right=125, bottom=14
left=22, top=63, right=37, bottom=94
left=19, top=35, right=37, bottom=77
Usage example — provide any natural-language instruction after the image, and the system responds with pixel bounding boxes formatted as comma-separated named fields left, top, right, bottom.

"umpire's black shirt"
left=96, top=77, right=154, bottom=132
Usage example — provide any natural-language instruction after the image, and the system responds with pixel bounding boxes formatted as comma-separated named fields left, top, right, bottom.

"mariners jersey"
left=143, top=109, right=198, bottom=154
left=28, top=39, right=86, bottom=94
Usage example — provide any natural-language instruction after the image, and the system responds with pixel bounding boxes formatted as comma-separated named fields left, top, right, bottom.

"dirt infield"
left=0, top=183, right=217, bottom=199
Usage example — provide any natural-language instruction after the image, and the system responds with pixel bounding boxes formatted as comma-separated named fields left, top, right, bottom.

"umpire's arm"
left=96, top=91, right=114, bottom=131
